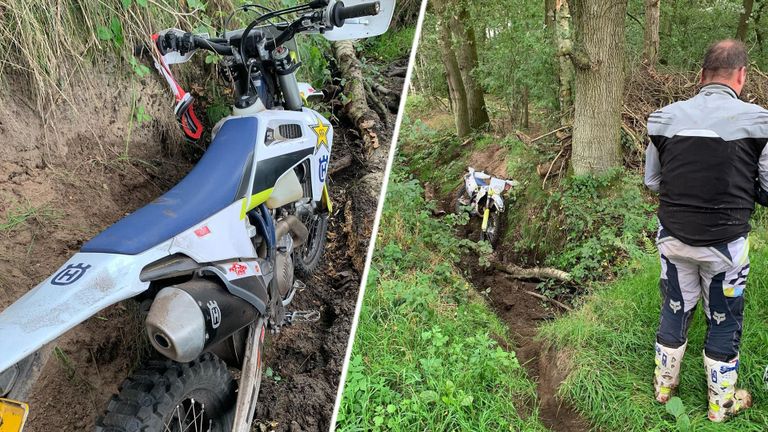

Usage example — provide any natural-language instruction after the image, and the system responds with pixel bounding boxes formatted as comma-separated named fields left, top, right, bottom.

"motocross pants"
left=656, top=226, right=748, bottom=362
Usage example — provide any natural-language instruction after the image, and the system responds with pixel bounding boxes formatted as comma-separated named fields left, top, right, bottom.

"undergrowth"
left=336, top=167, right=545, bottom=431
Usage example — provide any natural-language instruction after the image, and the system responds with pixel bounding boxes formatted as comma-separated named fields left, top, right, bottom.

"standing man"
left=645, top=39, right=766, bottom=422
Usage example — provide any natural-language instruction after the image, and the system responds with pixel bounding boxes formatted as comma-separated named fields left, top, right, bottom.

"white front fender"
left=0, top=244, right=170, bottom=373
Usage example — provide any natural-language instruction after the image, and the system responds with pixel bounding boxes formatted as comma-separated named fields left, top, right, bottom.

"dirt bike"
left=455, top=167, right=518, bottom=247
left=0, top=1, right=394, bottom=431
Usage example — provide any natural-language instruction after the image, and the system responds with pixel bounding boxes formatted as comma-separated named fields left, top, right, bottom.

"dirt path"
left=1, top=56, right=406, bottom=432
left=468, top=266, right=589, bottom=432
left=453, top=211, right=589, bottom=431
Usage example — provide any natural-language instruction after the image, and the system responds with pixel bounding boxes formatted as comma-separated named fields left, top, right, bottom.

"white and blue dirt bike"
left=0, top=1, right=394, bottom=431
left=455, top=167, right=518, bottom=247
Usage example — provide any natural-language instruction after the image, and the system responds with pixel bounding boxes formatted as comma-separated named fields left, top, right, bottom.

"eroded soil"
left=452, top=197, right=590, bottom=431
left=1, top=55, right=406, bottom=432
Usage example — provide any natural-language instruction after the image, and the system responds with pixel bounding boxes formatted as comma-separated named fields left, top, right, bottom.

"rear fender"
left=0, top=243, right=170, bottom=374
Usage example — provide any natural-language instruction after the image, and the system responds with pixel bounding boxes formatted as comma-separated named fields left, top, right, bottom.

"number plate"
left=0, top=398, right=28, bottom=432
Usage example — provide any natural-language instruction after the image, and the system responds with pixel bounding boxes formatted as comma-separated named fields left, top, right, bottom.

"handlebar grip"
left=331, top=1, right=380, bottom=26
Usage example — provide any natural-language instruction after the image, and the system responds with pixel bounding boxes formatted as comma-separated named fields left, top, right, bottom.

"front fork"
left=481, top=207, right=490, bottom=232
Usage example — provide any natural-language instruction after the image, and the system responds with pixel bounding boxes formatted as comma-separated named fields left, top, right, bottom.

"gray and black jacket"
left=645, top=83, right=768, bottom=246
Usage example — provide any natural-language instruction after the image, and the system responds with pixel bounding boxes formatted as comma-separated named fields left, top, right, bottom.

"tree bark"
left=332, top=40, right=380, bottom=150
left=568, top=0, right=627, bottom=175
left=434, top=3, right=471, bottom=138
left=555, top=0, right=575, bottom=122
left=643, top=0, right=661, bottom=68
left=450, top=2, right=490, bottom=130
left=736, top=0, right=755, bottom=41
left=521, top=86, right=530, bottom=129
left=546, top=0, right=556, bottom=28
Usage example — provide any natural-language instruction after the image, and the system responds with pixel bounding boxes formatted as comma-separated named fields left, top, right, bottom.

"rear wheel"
left=294, top=211, right=329, bottom=278
left=95, top=353, right=235, bottom=432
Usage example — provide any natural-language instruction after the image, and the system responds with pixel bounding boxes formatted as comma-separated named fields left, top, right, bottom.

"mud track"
left=454, top=218, right=590, bottom=431
left=1, top=56, right=406, bottom=432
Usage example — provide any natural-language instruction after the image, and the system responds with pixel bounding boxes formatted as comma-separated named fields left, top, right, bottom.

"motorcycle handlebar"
left=331, top=1, right=380, bottom=27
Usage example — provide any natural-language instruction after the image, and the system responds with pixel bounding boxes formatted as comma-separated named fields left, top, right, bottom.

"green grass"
left=541, top=225, right=768, bottom=431
left=336, top=172, right=545, bottom=431
left=0, top=204, right=58, bottom=232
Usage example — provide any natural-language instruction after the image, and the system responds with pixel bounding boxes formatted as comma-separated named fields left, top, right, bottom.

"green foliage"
left=362, top=26, right=416, bottom=62
left=337, top=168, right=545, bottom=431
left=542, top=170, right=656, bottom=283
left=541, top=240, right=768, bottom=431
left=296, top=36, right=332, bottom=88
left=626, top=0, right=768, bottom=70
left=665, top=397, right=691, bottom=432
left=472, top=0, right=558, bottom=112
left=397, top=113, right=472, bottom=196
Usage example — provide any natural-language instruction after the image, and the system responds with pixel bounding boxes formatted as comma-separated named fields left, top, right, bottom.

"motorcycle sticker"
left=51, top=263, right=92, bottom=286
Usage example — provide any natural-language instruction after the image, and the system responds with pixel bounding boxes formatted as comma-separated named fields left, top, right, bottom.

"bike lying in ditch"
left=0, top=1, right=393, bottom=431
left=455, top=167, right=518, bottom=247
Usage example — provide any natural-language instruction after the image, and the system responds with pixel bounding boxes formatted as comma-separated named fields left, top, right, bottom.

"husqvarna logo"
left=319, top=155, right=329, bottom=183
left=51, top=263, right=91, bottom=286
left=207, top=300, right=222, bottom=329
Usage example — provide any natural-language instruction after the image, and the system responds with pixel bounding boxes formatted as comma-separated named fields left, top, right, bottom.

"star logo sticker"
left=311, top=116, right=329, bottom=151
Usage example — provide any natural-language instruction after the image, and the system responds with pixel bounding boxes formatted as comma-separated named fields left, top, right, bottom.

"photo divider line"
left=327, top=0, right=430, bottom=428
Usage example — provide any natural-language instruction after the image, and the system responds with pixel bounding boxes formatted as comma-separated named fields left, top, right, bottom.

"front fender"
left=0, top=244, right=169, bottom=373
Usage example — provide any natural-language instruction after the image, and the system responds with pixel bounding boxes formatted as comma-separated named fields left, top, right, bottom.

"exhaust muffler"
left=146, top=279, right=257, bottom=362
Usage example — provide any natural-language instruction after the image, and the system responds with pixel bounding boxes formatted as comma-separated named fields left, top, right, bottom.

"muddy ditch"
left=444, top=192, right=590, bottom=431
left=1, top=55, right=406, bottom=432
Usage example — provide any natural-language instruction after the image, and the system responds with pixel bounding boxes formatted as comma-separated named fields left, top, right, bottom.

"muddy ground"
left=0, top=54, right=406, bottom=432
left=448, top=194, right=590, bottom=431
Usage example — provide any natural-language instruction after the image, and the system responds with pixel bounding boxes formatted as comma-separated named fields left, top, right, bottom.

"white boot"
left=704, top=353, right=752, bottom=422
left=654, top=341, right=687, bottom=403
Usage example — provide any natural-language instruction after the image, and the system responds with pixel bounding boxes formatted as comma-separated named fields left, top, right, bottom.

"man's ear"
left=699, top=69, right=706, bottom=84
left=739, top=66, right=747, bottom=85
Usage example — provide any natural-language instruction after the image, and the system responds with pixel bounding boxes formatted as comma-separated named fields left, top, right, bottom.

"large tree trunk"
left=643, top=0, right=661, bottom=67
left=736, top=0, right=755, bottom=41
left=333, top=40, right=380, bottom=150
left=451, top=2, right=490, bottom=130
left=546, top=0, right=556, bottom=28
left=569, top=0, right=627, bottom=175
left=555, top=0, right=575, bottom=123
left=435, top=10, right=471, bottom=138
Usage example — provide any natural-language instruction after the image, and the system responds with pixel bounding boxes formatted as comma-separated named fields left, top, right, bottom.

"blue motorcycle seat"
left=82, top=117, right=258, bottom=255
left=473, top=175, right=488, bottom=186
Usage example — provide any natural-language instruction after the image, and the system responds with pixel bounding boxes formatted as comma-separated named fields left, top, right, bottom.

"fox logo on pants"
left=669, top=300, right=681, bottom=314
left=713, top=311, right=726, bottom=325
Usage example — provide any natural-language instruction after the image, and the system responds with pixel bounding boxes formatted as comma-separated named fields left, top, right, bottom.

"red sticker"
left=253, top=262, right=262, bottom=275
left=229, top=262, right=247, bottom=276
left=194, top=226, right=211, bottom=237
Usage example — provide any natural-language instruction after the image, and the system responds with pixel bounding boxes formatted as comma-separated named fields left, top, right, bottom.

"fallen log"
left=332, top=40, right=380, bottom=150
left=493, top=262, right=572, bottom=282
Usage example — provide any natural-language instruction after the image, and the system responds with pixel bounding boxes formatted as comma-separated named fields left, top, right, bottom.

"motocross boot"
left=704, top=353, right=752, bottom=422
left=654, top=341, right=687, bottom=403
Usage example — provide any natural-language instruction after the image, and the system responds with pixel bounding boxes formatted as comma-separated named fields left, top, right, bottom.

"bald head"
left=700, top=39, right=748, bottom=94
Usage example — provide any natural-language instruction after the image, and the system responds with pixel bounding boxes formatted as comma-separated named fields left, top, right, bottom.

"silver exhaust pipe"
left=146, top=287, right=206, bottom=363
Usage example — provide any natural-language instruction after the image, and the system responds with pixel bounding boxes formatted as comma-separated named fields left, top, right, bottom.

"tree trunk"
left=643, top=0, right=661, bottom=67
left=736, top=0, right=755, bottom=41
left=546, top=0, right=556, bottom=28
left=451, top=2, right=490, bottom=130
left=332, top=40, right=380, bottom=150
left=435, top=11, right=470, bottom=138
left=569, top=0, right=627, bottom=175
left=521, top=86, right=530, bottom=129
left=555, top=0, right=575, bottom=123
